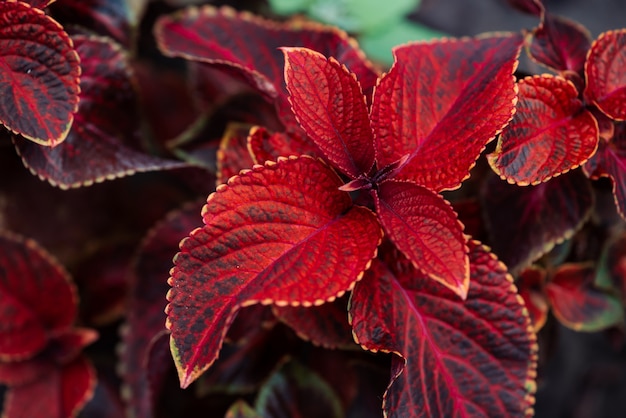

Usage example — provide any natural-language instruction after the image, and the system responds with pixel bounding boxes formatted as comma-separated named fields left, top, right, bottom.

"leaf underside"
left=350, top=241, right=538, bottom=418
left=167, top=156, right=382, bottom=388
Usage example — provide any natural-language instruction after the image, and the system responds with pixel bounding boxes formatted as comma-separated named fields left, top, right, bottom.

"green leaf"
left=267, top=0, right=313, bottom=15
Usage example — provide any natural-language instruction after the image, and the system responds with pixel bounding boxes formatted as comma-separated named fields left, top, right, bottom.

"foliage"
left=1, top=0, right=625, bottom=417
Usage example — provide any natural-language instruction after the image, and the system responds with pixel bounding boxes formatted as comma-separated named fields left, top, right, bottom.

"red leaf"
left=517, top=266, right=549, bottom=332
left=217, top=123, right=256, bottom=185
left=528, top=14, right=592, bottom=73
left=2, top=355, right=96, bottom=418
left=0, top=232, right=76, bottom=361
left=0, top=1, right=80, bottom=145
left=585, top=30, right=626, bottom=120
left=248, top=126, right=319, bottom=164
left=273, top=295, right=357, bottom=350
left=13, top=35, right=187, bottom=189
left=255, top=361, right=343, bottom=418
left=371, top=34, right=522, bottom=192
left=583, top=122, right=626, bottom=219
left=155, top=5, right=378, bottom=130
left=350, top=241, right=538, bottom=418
left=546, top=263, right=624, bottom=331
left=374, top=180, right=469, bottom=299
left=283, top=47, right=375, bottom=178
left=506, top=0, right=544, bottom=16
left=481, top=171, right=593, bottom=273
left=119, top=201, right=203, bottom=418
left=168, top=156, right=382, bottom=388
left=488, top=75, right=599, bottom=185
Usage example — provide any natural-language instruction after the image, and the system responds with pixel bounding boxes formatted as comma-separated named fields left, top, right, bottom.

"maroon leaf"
left=583, top=122, right=626, bottom=219
left=248, top=126, right=318, bottom=164
left=22, top=0, right=55, bottom=9
left=350, top=241, right=538, bottom=418
left=2, top=355, right=96, bottom=418
left=546, top=263, right=623, bottom=331
left=488, top=75, right=599, bottom=185
left=155, top=5, right=378, bottom=129
left=585, top=30, right=626, bottom=120
left=517, top=266, right=549, bottom=332
left=0, top=231, right=76, bottom=361
left=255, top=360, right=343, bottom=418
left=167, top=156, right=382, bottom=388
left=0, top=1, right=80, bottom=145
left=371, top=34, right=522, bottom=191
left=119, top=200, right=204, bottom=418
left=283, top=47, right=374, bottom=178
left=528, top=14, right=592, bottom=73
left=217, top=123, right=256, bottom=185
left=481, top=171, right=594, bottom=273
left=506, top=0, right=544, bottom=16
left=374, top=180, right=469, bottom=299
left=273, top=295, right=357, bottom=350
left=13, top=35, right=187, bottom=189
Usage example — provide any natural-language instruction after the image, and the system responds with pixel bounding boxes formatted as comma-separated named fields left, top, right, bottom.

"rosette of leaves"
left=157, top=6, right=538, bottom=417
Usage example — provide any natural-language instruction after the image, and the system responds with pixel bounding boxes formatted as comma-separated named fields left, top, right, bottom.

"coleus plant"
left=157, top=5, right=538, bottom=416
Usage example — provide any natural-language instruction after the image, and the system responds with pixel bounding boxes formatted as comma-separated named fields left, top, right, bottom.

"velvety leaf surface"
left=283, top=47, right=374, bottom=178
left=49, top=0, right=135, bottom=46
left=14, top=35, right=187, bottom=189
left=155, top=5, right=378, bottom=129
left=255, top=361, right=343, bottom=418
left=528, top=14, right=591, bottom=73
left=120, top=201, right=203, bottom=418
left=583, top=122, right=626, bottom=219
left=481, top=171, right=594, bottom=273
left=371, top=34, right=522, bottom=191
left=374, top=180, right=469, bottom=299
left=216, top=123, right=256, bottom=185
left=2, top=355, right=95, bottom=418
left=0, top=232, right=76, bottom=361
left=0, top=1, right=80, bottom=145
left=248, top=126, right=319, bottom=164
left=350, top=241, right=537, bottom=418
left=488, top=75, right=599, bottom=185
left=546, top=263, right=624, bottom=331
left=168, top=156, right=382, bottom=388
left=273, top=295, right=357, bottom=349
left=585, top=30, right=626, bottom=120
left=517, top=266, right=549, bottom=332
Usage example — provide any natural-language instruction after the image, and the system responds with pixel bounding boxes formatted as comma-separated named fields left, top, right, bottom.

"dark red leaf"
left=283, top=47, right=374, bottom=178
left=517, top=266, right=549, bottom=332
left=528, top=14, right=592, bottom=73
left=0, top=1, right=80, bottom=145
left=371, top=34, right=522, bottom=191
left=273, top=295, right=357, bottom=350
left=0, top=232, right=76, bottom=361
left=546, top=263, right=623, bottom=331
left=2, top=355, right=95, bottom=418
left=374, top=180, right=469, bottom=299
left=248, top=126, right=319, bottom=164
left=255, top=360, right=343, bottom=418
left=119, top=200, right=203, bottom=418
left=350, top=241, right=538, bottom=418
left=585, top=30, right=626, bottom=120
left=488, top=75, right=599, bottom=185
left=155, top=5, right=378, bottom=129
left=22, top=0, right=54, bottom=9
left=0, top=357, right=55, bottom=387
left=225, top=305, right=276, bottom=344
left=217, top=123, right=256, bottom=185
left=481, top=171, right=593, bottom=273
left=506, top=0, right=544, bottom=16
left=144, top=331, right=173, bottom=414
left=225, top=400, right=261, bottom=418
left=583, top=122, right=626, bottom=219
left=13, top=35, right=188, bottom=189
left=47, top=328, right=98, bottom=365
left=452, top=198, right=486, bottom=242
left=48, top=0, right=135, bottom=46
left=168, top=156, right=382, bottom=388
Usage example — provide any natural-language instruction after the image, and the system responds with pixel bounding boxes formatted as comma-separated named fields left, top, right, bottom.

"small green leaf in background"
left=268, top=0, right=314, bottom=15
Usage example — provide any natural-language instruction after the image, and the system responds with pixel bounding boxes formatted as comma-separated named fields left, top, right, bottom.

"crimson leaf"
left=167, top=156, right=382, bottom=388
left=350, top=241, right=538, bottom=417
left=371, top=34, right=522, bottom=191
left=0, top=0, right=80, bottom=145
